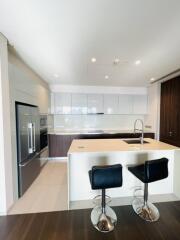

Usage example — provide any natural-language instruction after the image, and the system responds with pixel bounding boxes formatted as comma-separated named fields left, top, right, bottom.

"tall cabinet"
left=160, top=77, right=180, bottom=147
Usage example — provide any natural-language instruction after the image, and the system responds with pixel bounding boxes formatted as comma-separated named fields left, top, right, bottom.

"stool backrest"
left=145, top=158, right=168, bottom=183
left=90, top=164, right=122, bottom=190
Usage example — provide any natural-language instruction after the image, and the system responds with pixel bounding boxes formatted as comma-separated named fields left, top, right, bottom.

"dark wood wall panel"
left=160, top=76, right=180, bottom=147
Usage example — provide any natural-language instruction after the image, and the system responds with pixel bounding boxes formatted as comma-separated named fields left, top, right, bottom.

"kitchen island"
left=48, top=129, right=154, bottom=157
left=68, top=138, right=180, bottom=209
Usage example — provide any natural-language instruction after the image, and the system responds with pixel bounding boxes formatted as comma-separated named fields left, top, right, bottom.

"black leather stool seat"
left=89, top=164, right=122, bottom=190
left=128, top=158, right=169, bottom=183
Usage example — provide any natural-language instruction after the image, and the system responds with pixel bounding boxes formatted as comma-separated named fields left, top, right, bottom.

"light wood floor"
left=8, top=162, right=68, bottom=215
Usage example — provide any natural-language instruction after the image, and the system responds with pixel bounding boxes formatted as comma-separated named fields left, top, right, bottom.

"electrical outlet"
left=145, top=125, right=152, bottom=129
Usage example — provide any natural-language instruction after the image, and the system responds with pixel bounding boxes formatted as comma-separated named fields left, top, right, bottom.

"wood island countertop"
left=68, top=138, right=179, bottom=154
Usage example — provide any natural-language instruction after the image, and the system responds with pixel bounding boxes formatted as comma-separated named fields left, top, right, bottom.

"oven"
left=40, top=114, right=47, bottom=129
left=40, top=115, right=48, bottom=155
left=40, top=128, right=48, bottom=150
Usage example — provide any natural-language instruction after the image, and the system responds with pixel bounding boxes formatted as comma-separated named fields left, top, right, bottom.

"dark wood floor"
left=1, top=202, right=180, bottom=240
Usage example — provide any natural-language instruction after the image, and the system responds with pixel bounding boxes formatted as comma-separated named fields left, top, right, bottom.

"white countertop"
left=68, top=138, right=179, bottom=154
left=48, top=128, right=154, bottom=135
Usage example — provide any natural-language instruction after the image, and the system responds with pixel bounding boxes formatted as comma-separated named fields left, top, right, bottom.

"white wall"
left=174, top=150, right=180, bottom=198
left=8, top=47, right=50, bottom=113
left=8, top=47, right=50, bottom=203
left=144, top=82, right=161, bottom=139
left=53, top=114, right=145, bottom=131
left=0, top=34, right=13, bottom=215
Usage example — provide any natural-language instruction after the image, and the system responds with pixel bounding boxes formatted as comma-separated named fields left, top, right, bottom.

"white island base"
left=68, top=138, right=180, bottom=210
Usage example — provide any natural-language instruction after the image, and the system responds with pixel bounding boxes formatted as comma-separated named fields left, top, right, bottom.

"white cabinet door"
left=104, top=94, right=119, bottom=114
left=37, top=87, right=50, bottom=114
left=54, top=93, right=71, bottom=114
left=118, top=95, right=133, bottom=114
left=71, top=94, right=87, bottom=114
left=133, top=95, right=147, bottom=114
left=87, top=94, right=104, bottom=114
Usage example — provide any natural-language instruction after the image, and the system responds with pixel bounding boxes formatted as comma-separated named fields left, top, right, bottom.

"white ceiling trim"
left=50, top=84, right=147, bottom=95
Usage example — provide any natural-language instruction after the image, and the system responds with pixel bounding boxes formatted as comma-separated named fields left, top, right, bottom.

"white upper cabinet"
left=37, top=87, right=50, bottom=114
left=104, top=94, right=119, bottom=114
left=54, top=93, right=71, bottom=114
left=71, top=94, right=87, bottom=114
left=52, top=92, right=148, bottom=115
left=132, top=95, right=147, bottom=114
left=118, top=95, right=133, bottom=114
left=87, top=94, right=104, bottom=114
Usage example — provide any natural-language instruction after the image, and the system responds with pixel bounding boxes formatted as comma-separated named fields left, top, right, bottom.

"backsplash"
left=51, top=114, right=145, bottom=130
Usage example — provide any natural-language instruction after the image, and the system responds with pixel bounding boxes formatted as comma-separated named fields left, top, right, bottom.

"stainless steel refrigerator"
left=16, top=102, right=41, bottom=197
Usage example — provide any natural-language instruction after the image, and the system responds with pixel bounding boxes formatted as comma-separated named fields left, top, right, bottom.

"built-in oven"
left=40, top=128, right=48, bottom=150
left=40, top=114, right=47, bottom=129
left=40, top=115, right=48, bottom=158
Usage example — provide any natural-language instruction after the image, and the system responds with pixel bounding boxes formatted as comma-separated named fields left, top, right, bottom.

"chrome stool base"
left=91, top=205, right=117, bottom=233
left=132, top=198, right=160, bottom=222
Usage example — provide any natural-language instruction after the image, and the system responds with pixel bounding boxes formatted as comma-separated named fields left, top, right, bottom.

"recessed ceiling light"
left=135, top=60, right=141, bottom=65
left=114, top=58, right=120, bottom=64
left=54, top=73, right=59, bottom=78
left=91, top=58, right=96, bottom=63
left=150, top=77, right=155, bottom=81
left=105, top=75, right=109, bottom=79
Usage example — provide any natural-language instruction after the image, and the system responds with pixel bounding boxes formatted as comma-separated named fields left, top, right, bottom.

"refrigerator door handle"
left=33, top=122, right=36, bottom=152
left=28, top=123, right=33, bottom=154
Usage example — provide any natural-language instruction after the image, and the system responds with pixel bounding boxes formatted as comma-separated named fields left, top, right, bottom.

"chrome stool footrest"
left=93, top=195, right=111, bottom=206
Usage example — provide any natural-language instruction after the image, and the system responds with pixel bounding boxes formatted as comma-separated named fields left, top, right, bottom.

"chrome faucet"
left=134, top=119, right=144, bottom=144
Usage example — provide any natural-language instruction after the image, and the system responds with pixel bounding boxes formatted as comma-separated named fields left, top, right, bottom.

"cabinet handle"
left=169, top=131, right=172, bottom=136
left=33, top=123, right=36, bottom=152
left=28, top=123, right=33, bottom=154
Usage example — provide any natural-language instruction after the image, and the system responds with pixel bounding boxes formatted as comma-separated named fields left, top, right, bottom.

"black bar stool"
left=89, top=164, right=122, bottom=233
left=128, top=158, right=169, bottom=222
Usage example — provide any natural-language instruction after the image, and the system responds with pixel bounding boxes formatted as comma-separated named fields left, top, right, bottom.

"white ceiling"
left=1, top=0, right=180, bottom=86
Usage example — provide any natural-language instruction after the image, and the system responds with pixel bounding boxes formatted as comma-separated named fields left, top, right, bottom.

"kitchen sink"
left=123, top=139, right=149, bottom=144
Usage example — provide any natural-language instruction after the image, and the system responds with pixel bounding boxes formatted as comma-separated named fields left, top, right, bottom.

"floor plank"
left=1, top=201, right=180, bottom=240
left=8, top=162, right=68, bottom=215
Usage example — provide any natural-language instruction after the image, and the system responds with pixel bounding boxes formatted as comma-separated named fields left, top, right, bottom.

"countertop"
left=68, top=138, right=179, bottom=154
left=48, top=128, right=154, bottom=135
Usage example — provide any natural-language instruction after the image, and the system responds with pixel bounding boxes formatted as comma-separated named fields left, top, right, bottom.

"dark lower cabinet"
left=48, top=132, right=155, bottom=157
left=48, top=135, right=72, bottom=157
left=160, top=76, right=180, bottom=147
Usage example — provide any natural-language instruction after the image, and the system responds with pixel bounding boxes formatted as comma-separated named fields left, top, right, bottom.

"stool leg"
left=144, top=183, right=148, bottom=206
left=90, top=188, right=117, bottom=232
left=102, top=189, right=106, bottom=214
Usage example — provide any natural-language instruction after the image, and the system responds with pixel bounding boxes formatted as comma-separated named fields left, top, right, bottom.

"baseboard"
left=40, top=159, right=48, bottom=167
left=0, top=212, right=7, bottom=216
left=47, top=157, right=68, bottom=163
left=70, top=193, right=180, bottom=210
